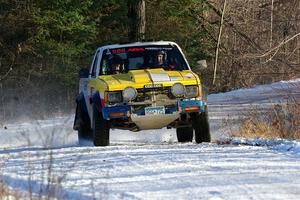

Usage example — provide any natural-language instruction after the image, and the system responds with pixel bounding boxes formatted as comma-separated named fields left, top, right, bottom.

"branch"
left=245, top=32, right=300, bottom=58
left=213, top=0, right=227, bottom=85
left=203, top=0, right=263, bottom=51
left=0, top=67, right=13, bottom=82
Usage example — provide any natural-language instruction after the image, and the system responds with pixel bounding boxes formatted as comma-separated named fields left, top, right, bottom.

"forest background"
left=0, top=0, right=299, bottom=121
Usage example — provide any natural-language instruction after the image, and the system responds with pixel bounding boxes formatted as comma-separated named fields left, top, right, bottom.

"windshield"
left=100, top=45, right=189, bottom=75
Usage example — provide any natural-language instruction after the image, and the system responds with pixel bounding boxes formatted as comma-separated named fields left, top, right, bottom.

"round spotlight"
left=171, top=83, right=185, bottom=97
left=122, top=87, right=137, bottom=101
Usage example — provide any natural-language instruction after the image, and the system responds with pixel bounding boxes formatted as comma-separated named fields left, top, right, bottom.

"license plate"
left=145, top=106, right=165, bottom=115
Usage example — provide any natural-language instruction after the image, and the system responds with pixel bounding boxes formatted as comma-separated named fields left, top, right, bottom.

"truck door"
left=86, top=50, right=103, bottom=120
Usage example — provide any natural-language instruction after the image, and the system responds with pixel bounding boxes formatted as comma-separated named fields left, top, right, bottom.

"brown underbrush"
left=0, top=178, right=21, bottom=200
left=232, top=98, right=300, bottom=140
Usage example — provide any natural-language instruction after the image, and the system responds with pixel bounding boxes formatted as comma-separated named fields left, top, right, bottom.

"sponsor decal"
left=112, top=48, right=126, bottom=54
left=128, top=48, right=145, bottom=52
left=111, top=48, right=145, bottom=54
left=110, top=47, right=173, bottom=54
left=144, top=84, right=163, bottom=89
left=144, top=47, right=173, bottom=51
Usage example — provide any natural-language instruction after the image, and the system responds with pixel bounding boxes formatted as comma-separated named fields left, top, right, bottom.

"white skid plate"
left=131, top=113, right=179, bottom=130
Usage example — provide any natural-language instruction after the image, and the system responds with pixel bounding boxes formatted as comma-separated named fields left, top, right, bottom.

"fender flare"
left=73, top=92, right=90, bottom=130
left=76, top=92, right=88, bottom=113
left=92, top=92, right=102, bottom=113
left=75, top=92, right=84, bottom=103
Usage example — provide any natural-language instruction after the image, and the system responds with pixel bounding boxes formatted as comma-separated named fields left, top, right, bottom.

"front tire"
left=93, top=104, right=110, bottom=146
left=192, top=111, right=211, bottom=143
left=176, top=127, right=193, bottom=143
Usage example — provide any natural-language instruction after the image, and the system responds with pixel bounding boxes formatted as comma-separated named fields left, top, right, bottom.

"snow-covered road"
left=0, top=79, right=300, bottom=199
left=2, top=143, right=300, bottom=200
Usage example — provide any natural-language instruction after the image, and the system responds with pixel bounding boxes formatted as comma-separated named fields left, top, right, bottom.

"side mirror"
left=196, top=60, right=208, bottom=69
left=79, top=68, right=89, bottom=78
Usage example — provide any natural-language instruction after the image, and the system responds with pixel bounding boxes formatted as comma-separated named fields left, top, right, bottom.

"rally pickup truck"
left=73, top=41, right=210, bottom=146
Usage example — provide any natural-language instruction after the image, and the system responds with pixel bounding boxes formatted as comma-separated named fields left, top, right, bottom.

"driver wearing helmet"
left=155, top=50, right=166, bottom=68
left=154, top=50, right=175, bottom=70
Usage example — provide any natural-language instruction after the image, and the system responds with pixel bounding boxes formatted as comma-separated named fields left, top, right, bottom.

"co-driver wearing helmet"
left=155, top=50, right=165, bottom=68
left=110, top=55, right=123, bottom=74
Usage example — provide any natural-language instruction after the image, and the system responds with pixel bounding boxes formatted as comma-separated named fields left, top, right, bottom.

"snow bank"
left=220, top=137, right=300, bottom=155
left=208, top=77, right=300, bottom=105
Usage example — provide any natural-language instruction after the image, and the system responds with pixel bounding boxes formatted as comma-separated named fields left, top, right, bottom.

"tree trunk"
left=127, top=0, right=146, bottom=42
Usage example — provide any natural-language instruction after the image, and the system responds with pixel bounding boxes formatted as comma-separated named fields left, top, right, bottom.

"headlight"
left=107, top=92, right=122, bottom=103
left=122, top=87, right=137, bottom=101
left=185, top=85, right=199, bottom=98
left=171, top=83, right=185, bottom=97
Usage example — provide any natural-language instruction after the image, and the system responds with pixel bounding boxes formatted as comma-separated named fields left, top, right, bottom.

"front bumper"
left=102, top=99, right=207, bottom=120
left=178, top=99, right=206, bottom=113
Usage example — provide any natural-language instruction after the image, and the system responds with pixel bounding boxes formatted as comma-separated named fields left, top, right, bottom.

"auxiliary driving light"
left=122, top=87, right=137, bottom=102
left=171, top=83, right=185, bottom=97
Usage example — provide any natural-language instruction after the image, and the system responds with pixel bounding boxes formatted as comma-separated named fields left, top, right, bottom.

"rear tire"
left=176, top=127, right=193, bottom=143
left=192, top=111, right=211, bottom=143
left=93, top=104, right=110, bottom=146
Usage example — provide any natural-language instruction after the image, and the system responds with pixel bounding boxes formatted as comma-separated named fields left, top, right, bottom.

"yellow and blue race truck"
left=73, top=41, right=210, bottom=146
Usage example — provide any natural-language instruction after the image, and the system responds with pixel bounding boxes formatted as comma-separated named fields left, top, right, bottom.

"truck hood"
left=98, top=69, right=199, bottom=90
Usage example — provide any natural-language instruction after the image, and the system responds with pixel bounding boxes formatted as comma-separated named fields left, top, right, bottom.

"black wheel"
left=75, top=102, right=92, bottom=145
left=192, top=111, right=211, bottom=143
left=93, top=104, right=110, bottom=146
left=176, top=127, right=193, bottom=143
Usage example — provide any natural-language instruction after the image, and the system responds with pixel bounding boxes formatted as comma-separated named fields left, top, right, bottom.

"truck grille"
left=134, top=87, right=172, bottom=102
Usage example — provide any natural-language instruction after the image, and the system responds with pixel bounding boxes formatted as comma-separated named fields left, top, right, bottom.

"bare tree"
left=202, top=0, right=300, bottom=90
